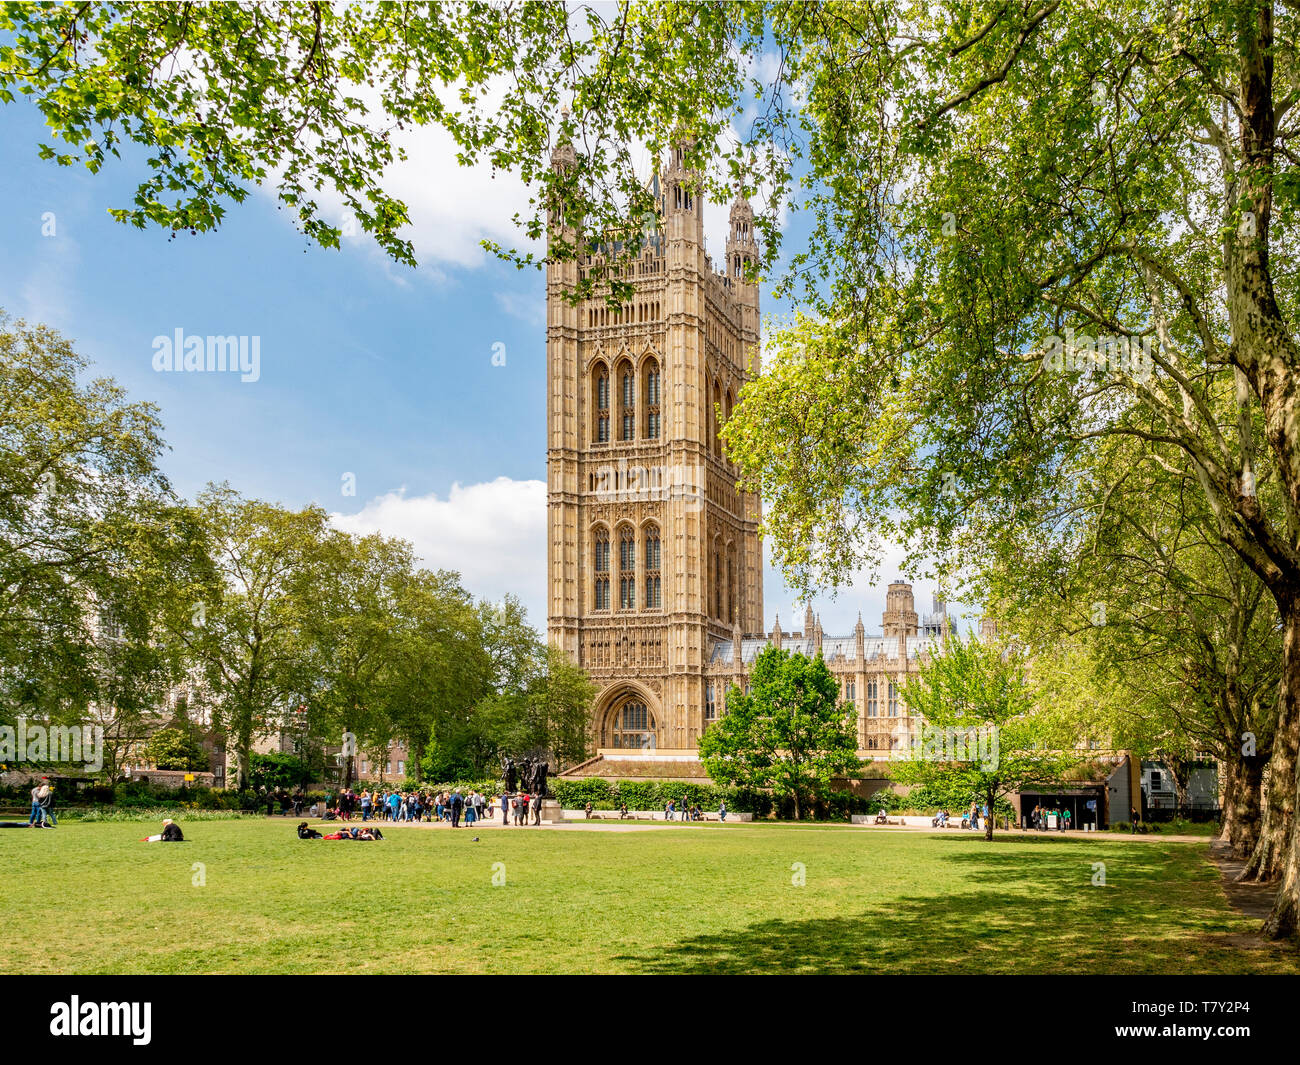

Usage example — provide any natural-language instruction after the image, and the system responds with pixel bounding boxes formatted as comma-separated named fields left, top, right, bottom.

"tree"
left=300, top=530, right=418, bottom=785
left=142, top=727, right=209, bottom=773
left=249, top=751, right=312, bottom=792
left=0, top=311, right=171, bottom=728
left=897, top=634, right=1075, bottom=842
left=527, top=644, right=597, bottom=771
left=713, top=2, right=1300, bottom=939
left=698, top=647, right=859, bottom=820
left=0, top=2, right=780, bottom=299
left=975, top=431, right=1282, bottom=861
left=382, top=569, right=489, bottom=782
left=179, top=485, right=328, bottom=790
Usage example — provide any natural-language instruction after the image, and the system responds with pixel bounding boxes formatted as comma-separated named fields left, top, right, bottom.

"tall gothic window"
left=866, top=679, right=878, bottom=717
left=619, top=361, right=635, bottom=441
left=705, top=683, right=717, bottom=721
left=593, top=528, right=610, bottom=611
left=595, top=366, right=610, bottom=443
left=888, top=681, right=899, bottom=717
left=619, top=526, right=636, bottom=610
left=845, top=680, right=856, bottom=705
left=608, top=699, right=655, bottom=749
left=727, top=543, right=737, bottom=625
left=712, top=380, right=723, bottom=457
left=714, top=548, right=723, bottom=619
left=644, top=360, right=661, bottom=439
left=644, top=525, right=661, bottom=609
left=725, top=390, right=734, bottom=462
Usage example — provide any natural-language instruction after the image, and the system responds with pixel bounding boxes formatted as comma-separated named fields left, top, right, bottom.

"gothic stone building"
left=545, top=147, right=978, bottom=775
left=546, top=147, right=763, bottom=758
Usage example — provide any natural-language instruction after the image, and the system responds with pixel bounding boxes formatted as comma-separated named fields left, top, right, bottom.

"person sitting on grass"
left=298, top=822, right=322, bottom=839
left=141, top=819, right=184, bottom=842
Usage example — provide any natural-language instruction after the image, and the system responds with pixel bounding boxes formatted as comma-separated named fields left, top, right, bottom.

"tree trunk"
left=1241, top=661, right=1298, bottom=882
left=235, top=729, right=252, bottom=791
left=1261, top=601, right=1300, bottom=938
left=984, top=785, right=995, bottom=842
left=1220, top=753, right=1264, bottom=860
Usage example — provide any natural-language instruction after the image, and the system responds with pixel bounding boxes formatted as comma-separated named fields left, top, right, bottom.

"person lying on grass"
left=321, top=826, right=384, bottom=840
left=297, top=822, right=323, bottom=839
left=140, top=819, right=184, bottom=842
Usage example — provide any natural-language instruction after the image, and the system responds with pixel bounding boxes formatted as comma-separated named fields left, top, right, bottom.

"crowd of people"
left=1029, top=804, right=1073, bottom=831
left=313, top=786, right=547, bottom=827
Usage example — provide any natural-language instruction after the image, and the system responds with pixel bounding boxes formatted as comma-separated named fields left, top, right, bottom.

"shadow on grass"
left=614, top=840, right=1274, bottom=975
left=613, top=896, right=1249, bottom=974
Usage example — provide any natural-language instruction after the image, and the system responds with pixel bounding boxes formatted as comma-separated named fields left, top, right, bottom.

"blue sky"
left=0, top=96, right=947, bottom=637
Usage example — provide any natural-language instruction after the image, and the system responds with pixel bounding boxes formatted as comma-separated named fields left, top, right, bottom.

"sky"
left=0, top=93, right=954, bottom=639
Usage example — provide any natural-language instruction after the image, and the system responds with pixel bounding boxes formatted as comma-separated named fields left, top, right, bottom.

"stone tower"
left=546, top=142, right=762, bottom=751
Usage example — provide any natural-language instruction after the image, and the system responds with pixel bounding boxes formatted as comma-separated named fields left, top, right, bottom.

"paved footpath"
left=850, top=821, right=1211, bottom=844
left=299, top=815, right=1210, bottom=841
left=309, top=816, right=692, bottom=833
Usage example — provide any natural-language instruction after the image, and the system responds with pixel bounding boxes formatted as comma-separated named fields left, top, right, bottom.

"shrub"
left=550, top=778, right=614, bottom=807
left=65, top=807, right=257, bottom=822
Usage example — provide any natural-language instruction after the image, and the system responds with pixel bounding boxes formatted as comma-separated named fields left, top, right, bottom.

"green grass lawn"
left=2, top=819, right=1294, bottom=974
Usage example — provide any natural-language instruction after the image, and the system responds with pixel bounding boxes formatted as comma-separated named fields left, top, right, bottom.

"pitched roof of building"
left=708, top=633, right=938, bottom=666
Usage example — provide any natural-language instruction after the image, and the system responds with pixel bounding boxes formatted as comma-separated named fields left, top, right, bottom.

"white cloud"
left=495, top=287, right=547, bottom=327
left=330, top=477, right=976, bottom=646
left=330, top=477, right=548, bottom=627
left=21, top=230, right=80, bottom=328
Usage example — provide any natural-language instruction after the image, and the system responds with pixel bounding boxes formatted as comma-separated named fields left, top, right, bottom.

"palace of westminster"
left=544, top=144, right=981, bottom=770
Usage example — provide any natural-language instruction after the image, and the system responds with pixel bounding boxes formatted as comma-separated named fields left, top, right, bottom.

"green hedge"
left=547, top=779, right=879, bottom=820
left=0, top=780, right=330, bottom=813
left=1, top=776, right=888, bottom=822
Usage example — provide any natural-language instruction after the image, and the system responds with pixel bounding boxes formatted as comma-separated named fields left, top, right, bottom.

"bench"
left=562, top=809, right=752, bottom=823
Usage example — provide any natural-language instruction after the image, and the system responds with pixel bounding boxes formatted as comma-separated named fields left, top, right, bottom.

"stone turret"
left=771, top=613, right=783, bottom=651
left=882, top=581, right=918, bottom=639
left=725, top=192, right=758, bottom=281
left=854, top=611, right=865, bottom=661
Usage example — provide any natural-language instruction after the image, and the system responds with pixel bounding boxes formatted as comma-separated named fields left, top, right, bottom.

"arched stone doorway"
left=598, top=684, right=660, bottom=750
